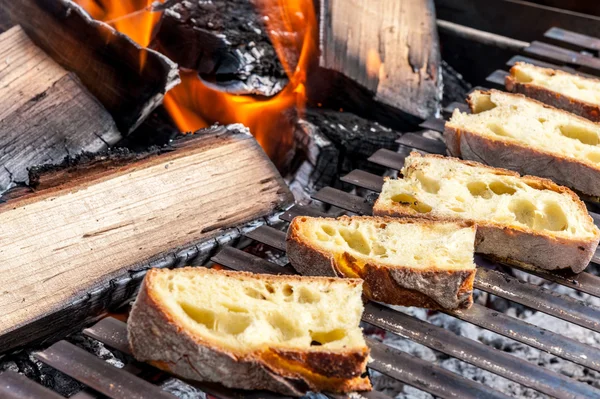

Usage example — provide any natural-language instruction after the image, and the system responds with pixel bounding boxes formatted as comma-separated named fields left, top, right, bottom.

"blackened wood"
left=0, top=370, right=64, bottom=399
left=155, top=0, right=285, bottom=96
left=0, top=125, right=293, bottom=353
left=0, top=0, right=179, bottom=133
left=315, top=0, right=442, bottom=126
left=0, top=26, right=120, bottom=192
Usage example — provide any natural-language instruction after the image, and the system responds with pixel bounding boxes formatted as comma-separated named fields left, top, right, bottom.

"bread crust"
left=374, top=153, right=600, bottom=273
left=286, top=216, right=476, bottom=310
left=447, top=89, right=600, bottom=197
left=505, top=63, right=600, bottom=122
left=127, top=269, right=371, bottom=396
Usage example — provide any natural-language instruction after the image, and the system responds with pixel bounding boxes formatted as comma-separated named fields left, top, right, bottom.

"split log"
left=314, top=0, right=442, bottom=127
left=155, top=0, right=286, bottom=96
left=0, top=125, right=293, bottom=352
left=0, top=26, right=120, bottom=192
left=0, top=0, right=180, bottom=133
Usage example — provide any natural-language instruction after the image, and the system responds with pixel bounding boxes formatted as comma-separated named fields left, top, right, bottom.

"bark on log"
left=0, top=0, right=180, bottom=133
left=0, top=26, right=121, bottom=193
left=314, top=0, right=442, bottom=127
left=0, top=125, right=293, bottom=352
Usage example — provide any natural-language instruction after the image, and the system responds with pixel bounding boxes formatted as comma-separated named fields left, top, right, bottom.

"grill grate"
left=3, top=24, right=600, bottom=399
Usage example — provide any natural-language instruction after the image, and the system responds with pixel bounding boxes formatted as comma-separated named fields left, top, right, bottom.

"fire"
left=75, top=0, right=317, bottom=169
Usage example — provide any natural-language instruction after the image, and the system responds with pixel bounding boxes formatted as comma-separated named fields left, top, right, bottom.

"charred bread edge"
left=286, top=216, right=476, bottom=310
left=127, top=269, right=371, bottom=396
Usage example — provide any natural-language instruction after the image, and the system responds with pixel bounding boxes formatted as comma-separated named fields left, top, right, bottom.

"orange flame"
left=75, top=0, right=317, bottom=169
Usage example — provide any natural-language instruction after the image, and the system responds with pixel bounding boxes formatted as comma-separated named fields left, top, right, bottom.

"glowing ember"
left=75, top=0, right=317, bottom=169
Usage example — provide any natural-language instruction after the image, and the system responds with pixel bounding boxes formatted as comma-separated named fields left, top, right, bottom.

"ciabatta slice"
left=128, top=268, right=370, bottom=396
left=445, top=89, right=600, bottom=197
left=287, top=216, right=477, bottom=310
left=373, top=152, right=600, bottom=273
left=506, top=62, right=600, bottom=121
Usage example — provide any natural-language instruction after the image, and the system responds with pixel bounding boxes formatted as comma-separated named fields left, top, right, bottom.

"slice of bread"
left=287, top=216, right=477, bottom=310
left=506, top=62, right=600, bottom=121
left=445, top=89, right=600, bottom=197
left=128, top=267, right=371, bottom=396
left=373, top=152, right=600, bottom=273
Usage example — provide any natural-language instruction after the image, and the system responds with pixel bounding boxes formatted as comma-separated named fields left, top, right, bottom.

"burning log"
left=0, top=125, right=293, bottom=352
left=155, top=0, right=287, bottom=96
left=0, top=26, right=121, bottom=192
left=0, top=0, right=180, bottom=133
left=314, top=0, right=442, bottom=127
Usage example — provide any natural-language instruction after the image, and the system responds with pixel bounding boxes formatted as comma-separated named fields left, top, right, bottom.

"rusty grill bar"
left=4, top=24, right=600, bottom=399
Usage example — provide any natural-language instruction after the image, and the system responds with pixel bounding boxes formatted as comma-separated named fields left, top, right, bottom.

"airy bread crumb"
left=374, top=153, right=599, bottom=272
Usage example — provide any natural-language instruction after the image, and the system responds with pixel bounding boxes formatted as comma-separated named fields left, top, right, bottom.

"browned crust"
left=505, top=63, right=600, bottom=122
left=372, top=154, right=600, bottom=272
left=286, top=216, right=476, bottom=310
left=127, top=269, right=371, bottom=396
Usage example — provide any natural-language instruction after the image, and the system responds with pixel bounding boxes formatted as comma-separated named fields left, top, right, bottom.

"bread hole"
left=265, top=283, right=275, bottom=294
left=450, top=207, right=465, bottom=213
left=372, top=243, right=387, bottom=256
left=378, top=223, right=388, bottom=229
left=310, top=329, right=347, bottom=345
left=538, top=118, right=547, bottom=124
left=413, top=255, right=423, bottom=261
left=455, top=196, right=466, bottom=203
left=540, top=202, right=569, bottom=231
left=574, top=81, right=590, bottom=90
left=217, top=313, right=252, bottom=335
left=514, top=69, right=534, bottom=83
left=321, top=225, right=336, bottom=236
left=315, top=230, right=331, bottom=241
left=586, top=152, right=600, bottom=163
left=489, top=181, right=517, bottom=195
left=269, top=312, right=302, bottom=340
left=414, top=170, right=440, bottom=194
left=487, top=123, right=512, bottom=138
left=559, top=125, right=599, bottom=146
left=168, top=282, right=174, bottom=292
left=467, top=181, right=492, bottom=199
left=244, top=287, right=266, bottom=300
left=297, top=286, right=321, bottom=304
left=508, top=198, right=536, bottom=228
left=221, top=302, right=249, bottom=313
left=339, top=227, right=371, bottom=255
left=390, top=193, right=432, bottom=213
left=180, top=302, right=216, bottom=330
left=471, top=93, right=497, bottom=113
left=282, top=284, right=294, bottom=297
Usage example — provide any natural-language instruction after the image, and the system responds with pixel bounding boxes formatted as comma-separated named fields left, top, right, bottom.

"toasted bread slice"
left=128, top=268, right=370, bottom=396
left=373, top=153, right=600, bottom=273
left=506, top=62, right=600, bottom=121
left=287, top=216, right=477, bottom=310
left=445, top=89, right=600, bottom=197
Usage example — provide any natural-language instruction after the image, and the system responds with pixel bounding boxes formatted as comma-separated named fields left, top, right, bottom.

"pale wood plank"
left=0, top=126, right=293, bottom=339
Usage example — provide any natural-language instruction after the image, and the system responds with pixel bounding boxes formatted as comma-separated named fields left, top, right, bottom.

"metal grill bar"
left=475, top=268, right=600, bottom=333
left=367, top=148, right=409, bottom=170
left=448, top=304, right=600, bottom=372
left=312, top=187, right=373, bottom=215
left=279, top=205, right=329, bottom=222
left=212, top=246, right=295, bottom=275
left=545, top=27, right=600, bottom=52
left=395, top=132, right=447, bottom=154
left=486, top=70, right=509, bottom=87
left=34, top=341, right=176, bottom=399
left=341, top=170, right=384, bottom=193
left=442, top=102, right=470, bottom=115
left=363, top=303, right=599, bottom=399
left=366, top=338, right=511, bottom=399
left=0, top=370, right=64, bottom=399
left=246, top=225, right=600, bottom=372
left=525, top=41, right=600, bottom=73
left=419, top=118, right=445, bottom=133
left=507, top=55, right=567, bottom=69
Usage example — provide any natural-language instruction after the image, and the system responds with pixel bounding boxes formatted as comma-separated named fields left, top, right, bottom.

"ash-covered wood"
left=0, top=0, right=179, bottom=133
left=0, top=26, right=120, bottom=193
left=288, top=108, right=399, bottom=203
left=155, top=0, right=286, bottom=96
left=315, top=0, right=442, bottom=127
left=0, top=125, right=293, bottom=353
